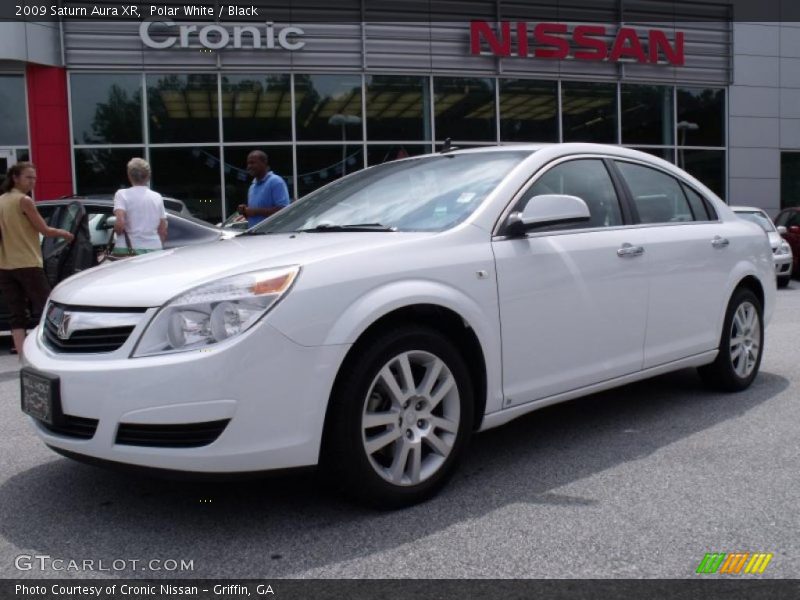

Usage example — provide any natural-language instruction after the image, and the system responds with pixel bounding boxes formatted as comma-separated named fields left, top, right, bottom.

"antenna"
left=440, top=138, right=458, bottom=153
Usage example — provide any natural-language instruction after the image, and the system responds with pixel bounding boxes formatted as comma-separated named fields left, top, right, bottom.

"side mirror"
left=504, top=194, right=591, bottom=237
left=101, top=216, right=117, bottom=230
left=776, top=225, right=787, bottom=235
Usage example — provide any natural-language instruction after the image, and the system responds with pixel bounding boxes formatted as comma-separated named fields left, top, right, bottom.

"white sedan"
left=21, top=144, right=775, bottom=507
left=731, top=206, right=793, bottom=288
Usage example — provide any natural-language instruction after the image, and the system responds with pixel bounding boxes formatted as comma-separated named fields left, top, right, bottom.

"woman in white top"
left=113, top=157, right=167, bottom=256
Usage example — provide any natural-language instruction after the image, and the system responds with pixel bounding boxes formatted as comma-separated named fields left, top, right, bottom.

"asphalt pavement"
left=0, top=282, right=798, bottom=579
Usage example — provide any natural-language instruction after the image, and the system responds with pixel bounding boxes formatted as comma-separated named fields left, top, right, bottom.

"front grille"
left=39, top=414, right=99, bottom=440
left=115, top=420, right=231, bottom=448
left=42, top=302, right=146, bottom=354
left=43, top=320, right=134, bottom=353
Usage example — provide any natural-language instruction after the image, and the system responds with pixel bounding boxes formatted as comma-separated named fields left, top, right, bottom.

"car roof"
left=41, top=194, right=188, bottom=212
left=36, top=197, right=221, bottom=228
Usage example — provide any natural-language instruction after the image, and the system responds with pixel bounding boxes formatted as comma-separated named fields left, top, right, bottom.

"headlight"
left=133, top=266, right=299, bottom=357
left=777, top=241, right=792, bottom=256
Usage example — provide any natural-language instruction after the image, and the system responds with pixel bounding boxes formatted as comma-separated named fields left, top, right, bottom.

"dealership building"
left=0, top=1, right=799, bottom=222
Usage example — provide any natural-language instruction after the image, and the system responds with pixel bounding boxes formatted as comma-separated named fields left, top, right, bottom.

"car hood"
left=52, top=232, right=433, bottom=307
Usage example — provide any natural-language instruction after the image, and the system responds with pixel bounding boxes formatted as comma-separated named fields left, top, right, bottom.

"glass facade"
left=69, top=72, right=729, bottom=222
left=367, top=75, right=429, bottom=141
left=0, top=74, right=30, bottom=171
left=147, top=74, right=220, bottom=144
left=221, top=74, right=292, bottom=142
left=74, top=148, right=144, bottom=195
left=562, top=81, right=617, bottom=144
left=71, top=73, right=142, bottom=145
left=434, top=77, right=496, bottom=142
left=621, top=84, right=673, bottom=146
left=499, top=79, right=558, bottom=143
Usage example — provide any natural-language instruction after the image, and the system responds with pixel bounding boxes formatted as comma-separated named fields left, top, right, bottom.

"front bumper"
left=774, top=253, right=792, bottom=277
left=23, top=321, right=349, bottom=473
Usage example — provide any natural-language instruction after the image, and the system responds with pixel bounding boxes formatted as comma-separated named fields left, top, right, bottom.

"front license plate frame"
left=20, top=367, right=62, bottom=426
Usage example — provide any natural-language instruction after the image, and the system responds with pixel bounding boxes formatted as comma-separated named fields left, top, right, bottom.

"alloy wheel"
left=360, top=350, right=461, bottom=486
left=729, top=301, right=761, bottom=379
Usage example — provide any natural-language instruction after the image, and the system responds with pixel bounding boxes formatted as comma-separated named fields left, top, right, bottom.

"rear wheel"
left=323, top=326, right=474, bottom=508
left=698, top=288, right=763, bottom=392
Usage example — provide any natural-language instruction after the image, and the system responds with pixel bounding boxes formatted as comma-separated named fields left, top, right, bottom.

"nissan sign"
left=140, top=20, right=305, bottom=51
left=470, top=21, right=684, bottom=66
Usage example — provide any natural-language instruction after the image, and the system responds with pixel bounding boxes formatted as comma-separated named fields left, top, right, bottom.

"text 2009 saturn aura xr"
left=21, top=144, right=775, bottom=507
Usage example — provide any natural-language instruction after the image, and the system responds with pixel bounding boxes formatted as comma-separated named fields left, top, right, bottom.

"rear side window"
left=616, top=161, right=694, bottom=224
left=682, top=185, right=713, bottom=220
left=518, top=159, right=623, bottom=229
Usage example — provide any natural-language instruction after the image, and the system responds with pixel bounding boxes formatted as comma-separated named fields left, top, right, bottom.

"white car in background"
left=731, top=206, right=793, bottom=288
left=21, top=144, right=775, bottom=507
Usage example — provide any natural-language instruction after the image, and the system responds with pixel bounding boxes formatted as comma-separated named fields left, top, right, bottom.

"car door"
left=612, top=160, right=734, bottom=368
left=492, top=157, right=649, bottom=405
left=42, top=201, right=95, bottom=286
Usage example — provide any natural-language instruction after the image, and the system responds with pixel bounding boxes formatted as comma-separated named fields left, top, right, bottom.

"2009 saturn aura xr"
left=21, top=144, right=775, bottom=507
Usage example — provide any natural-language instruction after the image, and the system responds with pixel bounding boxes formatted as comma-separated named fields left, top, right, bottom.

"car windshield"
left=736, top=210, right=775, bottom=233
left=252, top=151, right=530, bottom=234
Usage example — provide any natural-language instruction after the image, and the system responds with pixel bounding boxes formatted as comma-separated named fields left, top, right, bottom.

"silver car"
left=732, top=206, right=793, bottom=288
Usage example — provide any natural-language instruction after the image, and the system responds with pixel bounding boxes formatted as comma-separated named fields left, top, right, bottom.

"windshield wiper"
left=237, top=230, right=268, bottom=236
left=296, top=223, right=396, bottom=232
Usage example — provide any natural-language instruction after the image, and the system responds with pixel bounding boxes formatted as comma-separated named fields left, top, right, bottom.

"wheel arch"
left=319, top=303, right=489, bottom=463
left=735, top=275, right=764, bottom=310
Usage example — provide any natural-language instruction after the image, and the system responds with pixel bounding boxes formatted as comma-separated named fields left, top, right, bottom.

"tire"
left=777, top=275, right=790, bottom=289
left=698, top=287, right=764, bottom=392
left=322, top=326, right=474, bottom=508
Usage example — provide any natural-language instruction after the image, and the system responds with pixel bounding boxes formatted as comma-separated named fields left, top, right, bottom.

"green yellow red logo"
left=696, top=552, right=773, bottom=574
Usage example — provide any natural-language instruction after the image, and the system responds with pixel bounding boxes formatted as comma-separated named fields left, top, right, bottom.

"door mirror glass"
left=506, top=194, right=591, bottom=236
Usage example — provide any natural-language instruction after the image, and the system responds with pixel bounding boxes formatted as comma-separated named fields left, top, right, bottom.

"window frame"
left=609, top=157, right=721, bottom=226
left=493, top=154, right=632, bottom=238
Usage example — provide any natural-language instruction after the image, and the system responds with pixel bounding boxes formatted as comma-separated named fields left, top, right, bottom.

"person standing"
left=0, top=162, right=74, bottom=358
left=237, top=150, right=290, bottom=227
left=113, top=158, right=167, bottom=256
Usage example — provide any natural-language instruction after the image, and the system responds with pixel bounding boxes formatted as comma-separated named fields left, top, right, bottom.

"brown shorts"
left=0, top=267, right=52, bottom=329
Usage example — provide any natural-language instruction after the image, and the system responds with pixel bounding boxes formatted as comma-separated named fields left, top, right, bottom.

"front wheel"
left=777, top=275, right=790, bottom=289
left=698, top=288, right=764, bottom=392
left=322, top=326, right=474, bottom=508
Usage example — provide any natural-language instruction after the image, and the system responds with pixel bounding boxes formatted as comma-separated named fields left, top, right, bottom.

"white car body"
left=731, top=206, right=793, bottom=284
left=22, top=144, right=776, bottom=505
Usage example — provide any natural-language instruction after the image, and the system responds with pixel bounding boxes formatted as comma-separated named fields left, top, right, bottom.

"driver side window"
left=518, top=159, right=623, bottom=230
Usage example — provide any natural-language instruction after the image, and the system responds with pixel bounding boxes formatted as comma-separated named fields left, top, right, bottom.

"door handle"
left=711, top=236, right=730, bottom=249
left=617, top=243, right=645, bottom=258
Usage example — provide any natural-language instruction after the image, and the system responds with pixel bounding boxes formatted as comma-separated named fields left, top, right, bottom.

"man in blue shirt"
left=237, top=151, right=290, bottom=227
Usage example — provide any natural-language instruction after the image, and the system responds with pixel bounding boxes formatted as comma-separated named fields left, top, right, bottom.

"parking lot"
left=0, top=281, right=798, bottom=579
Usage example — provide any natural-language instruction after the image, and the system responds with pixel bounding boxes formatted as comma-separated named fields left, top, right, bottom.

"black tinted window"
left=519, top=159, right=623, bottom=229
left=682, top=185, right=713, bottom=221
left=616, top=162, right=694, bottom=224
